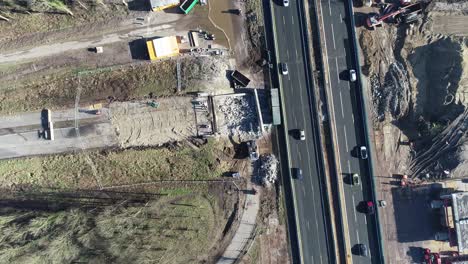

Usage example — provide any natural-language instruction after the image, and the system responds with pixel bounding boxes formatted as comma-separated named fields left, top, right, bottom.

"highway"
left=318, top=0, right=379, bottom=262
left=269, top=0, right=333, bottom=263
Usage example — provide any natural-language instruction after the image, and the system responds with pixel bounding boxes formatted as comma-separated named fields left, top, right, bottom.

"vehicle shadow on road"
left=129, top=39, right=149, bottom=60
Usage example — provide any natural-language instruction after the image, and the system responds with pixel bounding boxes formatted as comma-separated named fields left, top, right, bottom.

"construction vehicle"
left=230, top=70, right=251, bottom=87
left=180, top=0, right=198, bottom=14
left=366, top=1, right=423, bottom=28
left=424, top=248, right=442, bottom=264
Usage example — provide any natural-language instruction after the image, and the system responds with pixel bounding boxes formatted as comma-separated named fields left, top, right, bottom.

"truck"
left=230, top=70, right=251, bottom=87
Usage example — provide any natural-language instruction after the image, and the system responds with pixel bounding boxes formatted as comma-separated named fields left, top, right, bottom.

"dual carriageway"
left=266, top=0, right=384, bottom=263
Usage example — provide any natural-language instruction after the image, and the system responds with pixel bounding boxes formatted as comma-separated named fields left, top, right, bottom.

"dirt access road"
left=1, top=12, right=180, bottom=64
left=0, top=97, right=198, bottom=159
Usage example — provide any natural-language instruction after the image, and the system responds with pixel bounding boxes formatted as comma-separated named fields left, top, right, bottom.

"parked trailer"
left=230, top=70, right=251, bottom=87
left=180, top=0, right=198, bottom=14
left=271, top=88, right=281, bottom=125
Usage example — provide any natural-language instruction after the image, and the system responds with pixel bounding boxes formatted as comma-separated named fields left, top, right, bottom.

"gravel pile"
left=259, top=154, right=279, bottom=187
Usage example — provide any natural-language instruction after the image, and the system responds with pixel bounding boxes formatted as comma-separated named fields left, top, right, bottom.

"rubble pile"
left=259, top=154, right=279, bottom=187
left=217, top=95, right=260, bottom=140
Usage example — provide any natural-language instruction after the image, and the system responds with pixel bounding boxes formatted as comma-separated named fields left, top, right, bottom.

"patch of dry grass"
left=0, top=194, right=219, bottom=264
left=0, top=140, right=230, bottom=189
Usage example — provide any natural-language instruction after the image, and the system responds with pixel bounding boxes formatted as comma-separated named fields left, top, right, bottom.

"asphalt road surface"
left=0, top=109, right=117, bottom=159
left=271, top=1, right=333, bottom=263
left=318, top=0, right=378, bottom=262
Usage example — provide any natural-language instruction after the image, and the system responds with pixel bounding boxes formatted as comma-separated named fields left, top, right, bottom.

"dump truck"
left=230, top=70, right=251, bottom=87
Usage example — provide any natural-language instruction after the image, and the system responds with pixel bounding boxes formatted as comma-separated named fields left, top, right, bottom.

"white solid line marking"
left=340, top=13, right=343, bottom=23
left=335, top=57, right=340, bottom=83
left=339, top=91, right=345, bottom=118
left=283, top=16, right=286, bottom=25
left=344, top=126, right=349, bottom=152
left=307, top=220, right=310, bottom=230
left=331, top=23, right=336, bottom=49
left=364, top=216, right=368, bottom=225
left=328, top=0, right=331, bottom=15
left=347, top=160, right=351, bottom=173
left=356, top=230, right=360, bottom=243
left=320, top=255, right=323, bottom=264
left=292, top=16, right=294, bottom=25
left=352, top=113, right=355, bottom=124
left=352, top=195, right=357, bottom=222
left=295, top=48, right=298, bottom=57
left=298, top=154, right=302, bottom=161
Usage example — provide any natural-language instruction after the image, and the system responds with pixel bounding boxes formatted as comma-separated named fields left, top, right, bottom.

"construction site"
left=0, top=0, right=289, bottom=263
left=354, top=0, right=468, bottom=262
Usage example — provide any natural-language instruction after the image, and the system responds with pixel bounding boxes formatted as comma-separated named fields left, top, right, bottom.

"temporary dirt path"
left=217, top=182, right=259, bottom=264
left=0, top=14, right=180, bottom=64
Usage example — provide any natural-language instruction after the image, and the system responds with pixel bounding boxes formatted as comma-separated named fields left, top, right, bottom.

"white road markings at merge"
left=331, top=23, right=336, bottom=49
left=344, top=126, right=349, bottom=152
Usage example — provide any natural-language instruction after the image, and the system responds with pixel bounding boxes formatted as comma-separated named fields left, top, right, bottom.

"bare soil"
left=356, top=0, right=468, bottom=262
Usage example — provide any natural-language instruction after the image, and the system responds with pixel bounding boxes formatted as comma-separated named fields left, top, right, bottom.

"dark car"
left=293, top=168, right=303, bottom=180
left=365, top=201, right=375, bottom=215
left=357, top=243, right=369, bottom=257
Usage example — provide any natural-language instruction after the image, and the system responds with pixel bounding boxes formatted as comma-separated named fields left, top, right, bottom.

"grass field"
left=0, top=140, right=230, bottom=189
left=0, top=193, right=221, bottom=264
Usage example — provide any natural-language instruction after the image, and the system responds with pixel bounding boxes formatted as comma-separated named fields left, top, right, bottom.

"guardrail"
left=345, top=1, right=386, bottom=263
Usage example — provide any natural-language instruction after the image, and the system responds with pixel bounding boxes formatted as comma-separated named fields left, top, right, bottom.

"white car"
left=283, top=0, right=290, bottom=7
left=281, top=63, right=289, bottom=75
left=349, top=69, right=357, bottom=82
left=360, top=146, right=368, bottom=159
left=299, top=129, right=305, bottom=140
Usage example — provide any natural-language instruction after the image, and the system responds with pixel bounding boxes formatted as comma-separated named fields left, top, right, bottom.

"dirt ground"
left=239, top=186, right=290, bottom=264
left=356, top=0, right=468, bottom=262
left=0, top=0, right=270, bottom=263
left=110, top=97, right=196, bottom=147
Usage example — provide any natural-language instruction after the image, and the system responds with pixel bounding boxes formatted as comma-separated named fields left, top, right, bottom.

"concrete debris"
left=216, top=95, right=260, bottom=140
left=259, top=154, right=279, bottom=187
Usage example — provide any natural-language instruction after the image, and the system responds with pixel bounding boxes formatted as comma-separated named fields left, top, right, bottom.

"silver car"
left=283, top=0, right=290, bottom=7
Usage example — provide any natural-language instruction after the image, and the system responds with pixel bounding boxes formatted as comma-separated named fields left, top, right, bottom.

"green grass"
left=277, top=188, right=286, bottom=225
left=245, top=237, right=261, bottom=264
left=0, top=194, right=219, bottom=264
left=0, top=140, right=229, bottom=189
